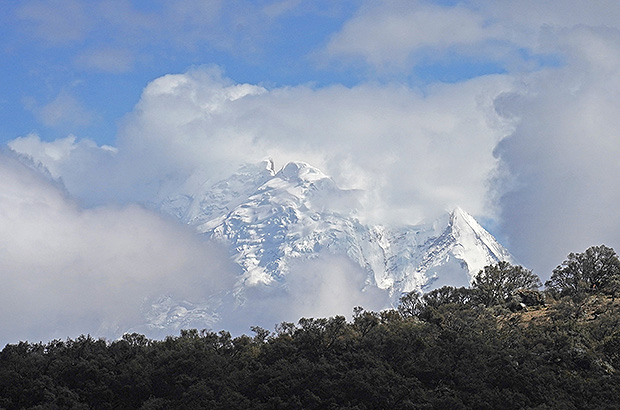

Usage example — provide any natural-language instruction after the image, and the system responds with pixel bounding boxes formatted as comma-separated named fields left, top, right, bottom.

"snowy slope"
left=157, top=160, right=515, bottom=298
left=142, top=160, right=518, bottom=333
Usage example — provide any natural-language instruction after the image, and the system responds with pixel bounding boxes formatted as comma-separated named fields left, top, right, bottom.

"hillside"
left=2, top=292, right=619, bottom=410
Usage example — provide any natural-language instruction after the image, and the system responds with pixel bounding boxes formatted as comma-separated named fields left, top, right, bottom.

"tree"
left=423, top=286, right=473, bottom=309
left=471, top=261, right=542, bottom=307
left=545, top=245, right=620, bottom=298
left=398, top=291, right=424, bottom=318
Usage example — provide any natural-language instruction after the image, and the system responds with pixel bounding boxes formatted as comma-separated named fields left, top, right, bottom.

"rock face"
left=158, top=160, right=515, bottom=300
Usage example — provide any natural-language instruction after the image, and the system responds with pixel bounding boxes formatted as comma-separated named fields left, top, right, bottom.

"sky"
left=2, top=0, right=620, bottom=344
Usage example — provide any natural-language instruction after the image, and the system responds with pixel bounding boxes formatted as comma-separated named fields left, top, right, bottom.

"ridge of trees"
left=1, top=245, right=620, bottom=409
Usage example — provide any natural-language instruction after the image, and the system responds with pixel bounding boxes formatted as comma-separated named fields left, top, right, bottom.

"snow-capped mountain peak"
left=276, top=161, right=326, bottom=182
left=158, top=161, right=514, bottom=295
left=145, top=161, right=517, bottom=334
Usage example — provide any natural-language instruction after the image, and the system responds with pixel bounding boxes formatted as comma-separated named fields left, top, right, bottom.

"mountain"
left=143, top=160, right=516, bottom=334
left=158, top=160, right=515, bottom=298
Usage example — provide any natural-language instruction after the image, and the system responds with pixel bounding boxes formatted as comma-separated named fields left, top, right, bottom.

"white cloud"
left=7, top=134, right=122, bottom=206
left=29, top=91, right=95, bottom=129
left=0, top=140, right=395, bottom=343
left=0, top=151, right=235, bottom=345
left=11, top=66, right=512, bottom=224
left=221, top=254, right=391, bottom=334
left=6, top=66, right=522, bottom=340
left=320, top=0, right=620, bottom=276
left=493, top=26, right=620, bottom=277
left=326, top=0, right=499, bottom=69
left=284, top=254, right=391, bottom=318
left=325, top=0, right=620, bottom=72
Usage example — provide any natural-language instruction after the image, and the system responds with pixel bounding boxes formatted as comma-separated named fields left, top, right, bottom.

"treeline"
left=2, top=245, right=620, bottom=409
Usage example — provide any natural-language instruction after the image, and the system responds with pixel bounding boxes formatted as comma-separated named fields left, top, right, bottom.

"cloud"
left=6, top=1, right=620, bottom=342
left=262, top=0, right=303, bottom=19
left=7, top=134, right=123, bottom=206
left=11, top=66, right=513, bottom=225
left=27, top=91, right=95, bottom=129
left=317, top=0, right=620, bottom=276
left=493, top=26, right=620, bottom=277
left=326, top=0, right=499, bottom=69
left=5, top=65, right=520, bottom=340
left=75, top=48, right=135, bottom=73
left=284, top=254, right=391, bottom=318
left=131, top=68, right=512, bottom=223
left=14, top=0, right=338, bottom=71
left=0, top=143, right=393, bottom=343
left=478, top=0, right=620, bottom=34
left=324, top=0, right=620, bottom=73
left=222, top=254, right=391, bottom=333
left=0, top=150, right=236, bottom=345
left=16, top=0, right=90, bottom=45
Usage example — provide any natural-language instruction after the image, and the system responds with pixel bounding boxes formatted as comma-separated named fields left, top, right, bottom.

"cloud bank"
left=223, top=254, right=391, bottom=335
left=0, top=151, right=237, bottom=345
left=5, top=66, right=516, bottom=343
left=11, top=67, right=513, bottom=226
left=493, top=25, right=620, bottom=275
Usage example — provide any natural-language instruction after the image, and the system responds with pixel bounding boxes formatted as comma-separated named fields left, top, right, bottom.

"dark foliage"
left=2, top=252, right=620, bottom=409
left=546, top=245, right=620, bottom=300
left=471, top=261, right=542, bottom=307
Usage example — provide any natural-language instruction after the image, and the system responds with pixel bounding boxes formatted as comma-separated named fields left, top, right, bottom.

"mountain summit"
left=158, top=161, right=515, bottom=298
left=141, top=160, right=517, bottom=334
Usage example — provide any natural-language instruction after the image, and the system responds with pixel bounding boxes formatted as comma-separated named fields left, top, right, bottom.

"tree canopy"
left=471, top=261, right=542, bottom=307
left=546, top=244, right=620, bottom=298
left=2, top=246, right=620, bottom=409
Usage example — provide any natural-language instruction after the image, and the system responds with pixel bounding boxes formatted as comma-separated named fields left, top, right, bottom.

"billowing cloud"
left=5, top=65, right=517, bottom=343
left=11, top=66, right=513, bottom=225
left=493, top=26, right=620, bottom=276
left=0, top=150, right=236, bottom=345
left=0, top=147, right=407, bottom=344
left=224, top=254, right=391, bottom=334
left=8, top=134, right=121, bottom=207
left=319, top=0, right=620, bottom=277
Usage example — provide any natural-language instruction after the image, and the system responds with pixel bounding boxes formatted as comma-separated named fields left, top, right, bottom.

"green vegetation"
left=546, top=245, right=620, bottom=300
left=2, top=245, right=620, bottom=409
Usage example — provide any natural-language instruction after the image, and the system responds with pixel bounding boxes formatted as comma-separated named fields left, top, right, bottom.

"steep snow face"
left=158, top=160, right=276, bottom=227
left=158, top=161, right=515, bottom=299
left=203, top=161, right=365, bottom=289
left=404, top=208, right=515, bottom=290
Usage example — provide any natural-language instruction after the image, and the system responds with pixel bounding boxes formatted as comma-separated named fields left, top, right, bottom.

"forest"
left=1, top=245, right=620, bottom=409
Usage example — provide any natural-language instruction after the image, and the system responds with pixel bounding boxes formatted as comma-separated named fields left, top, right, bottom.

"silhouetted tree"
left=398, top=291, right=424, bottom=318
left=545, top=245, right=620, bottom=298
left=471, top=261, right=541, bottom=307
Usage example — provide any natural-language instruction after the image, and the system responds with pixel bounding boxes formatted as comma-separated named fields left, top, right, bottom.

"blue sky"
left=3, top=0, right=620, bottom=343
left=1, top=1, right=361, bottom=144
left=1, top=0, right=557, bottom=146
